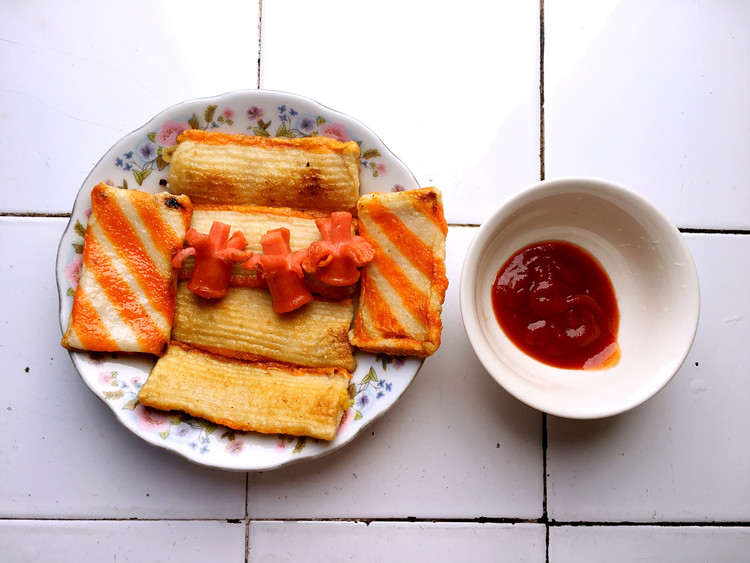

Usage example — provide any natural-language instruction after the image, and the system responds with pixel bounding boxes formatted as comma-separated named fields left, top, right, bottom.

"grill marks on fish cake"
left=90, top=189, right=178, bottom=322
left=65, top=291, right=117, bottom=351
left=82, top=234, right=167, bottom=352
left=350, top=188, right=448, bottom=357
left=359, top=219, right=431, bottom=334
left=62, top=183, right=192, bottom=355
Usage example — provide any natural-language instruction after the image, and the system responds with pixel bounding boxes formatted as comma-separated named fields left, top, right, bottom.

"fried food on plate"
left=138, top=343, right=351, bottom=441
left=349, top=187, right=448, bottom=357
left=171, top=282, right=357, bottom=371
left=62, top=183, right=192, bottom=356
left=189, top=204, right=324, bottom=252
left=175, top=204, right=358, bottom=301
left=177, top=204, right=323, bottom=286
left=165, top=130, right=361, bottom=214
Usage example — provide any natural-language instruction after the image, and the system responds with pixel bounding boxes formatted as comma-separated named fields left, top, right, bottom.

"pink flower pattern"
left=155, top=119, right=190, bottom=146
left=318, top=122, right=351, bottom=142
left=98, top=370, right=115, bottom=385
left=338, top=408, right=355, bottom=433
left=134, top=403, right=170, bottom=432
left=64, top=254, right=83, bottom=290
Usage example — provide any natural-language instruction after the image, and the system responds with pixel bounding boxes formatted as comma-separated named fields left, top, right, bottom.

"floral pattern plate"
left=56, top=90, right=424, bottom=471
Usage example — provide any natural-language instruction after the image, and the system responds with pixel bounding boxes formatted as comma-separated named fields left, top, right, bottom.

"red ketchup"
left=491, top=240, right=620, bottom=370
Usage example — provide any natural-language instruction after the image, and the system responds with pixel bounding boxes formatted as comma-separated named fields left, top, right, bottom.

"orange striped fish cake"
left=349, top=187, right=448, bottom=357
left=62, top=183, right=193, bottom=356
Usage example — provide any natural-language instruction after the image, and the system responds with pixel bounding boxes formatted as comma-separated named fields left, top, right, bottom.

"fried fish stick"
left=138, top=343, right=351, bottom=441
left=177, top=205, right=358, bottom=300
left=172, top=283, right=357, bottom=371
left=177, top=204, right=323, bottom=286
left=349, top=187, right=448, bottom=357
left=165, top=130, right=361, bottom=214
left=188, top=204, right=324, bottom=252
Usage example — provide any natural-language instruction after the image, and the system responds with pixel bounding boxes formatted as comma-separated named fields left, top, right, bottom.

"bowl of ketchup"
left=460, top=177, right=700, bottom=419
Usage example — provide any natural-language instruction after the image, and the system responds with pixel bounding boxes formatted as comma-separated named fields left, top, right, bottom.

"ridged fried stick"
left=172, top=283, right=357, bottom=372
left=138, top=343, right=351, bottom=441
left=164, top=130, right=361, bottom=214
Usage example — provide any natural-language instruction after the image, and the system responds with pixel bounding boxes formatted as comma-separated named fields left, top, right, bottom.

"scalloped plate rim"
left=56, top=89, right=424, bottom=471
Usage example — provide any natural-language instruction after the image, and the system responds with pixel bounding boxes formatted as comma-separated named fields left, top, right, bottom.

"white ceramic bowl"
left=460, top=177, right=700, bottom=419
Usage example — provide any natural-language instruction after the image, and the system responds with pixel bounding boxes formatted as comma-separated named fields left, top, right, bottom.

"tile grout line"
left=539, top=1, right=549, bottom=561
left=247, top=1, right=264, bottom=558
left=1, top=517, right=748, bottom=525
left=0, top=213, right=71, bottom=218
left=2, top=214, right=748, bottom=235
left=245, top=518, right=750, bottom=526
left=539, top=0, right=546, bottom=185
left=245, top=472, right=250, bottom=563
left=256, top=0, right=263, bottom=90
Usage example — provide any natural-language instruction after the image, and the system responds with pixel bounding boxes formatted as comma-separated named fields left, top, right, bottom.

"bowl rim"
left=459, top=176, right=701, bottom=419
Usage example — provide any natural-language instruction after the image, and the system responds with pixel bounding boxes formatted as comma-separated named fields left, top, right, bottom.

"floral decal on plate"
left=96, top=366, right=246, bottom=455
left=113, top=103, right=387, bottom=188
left=113, top=105, right=236, bottom=187
left=247, top=104, right=386, bottom=178
left=277, top=356, right=403, bottom=454
left=91, top=356, right=403, bottom=458
left=63, top=212, right=90, bottom=295
left=349, top=363, right=396, bottom=420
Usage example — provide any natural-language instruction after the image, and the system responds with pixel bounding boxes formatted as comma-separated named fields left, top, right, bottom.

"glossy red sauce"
left=491, top=240, right=620, bottom=370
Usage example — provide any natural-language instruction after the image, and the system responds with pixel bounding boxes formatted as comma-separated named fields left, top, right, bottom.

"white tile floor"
left=0, top=520, right=247, bottom=563
left=547, top=234, right=750, bottom=524
left=260, top=0, right=543, bottom=227
left=544, top=0, right=750, bottom=231
left=550, top=526, right=750, bottom=563
left=0, top=0, right=260, bottom=215
left=248, top=521, right=547, bottom=562
left=2, top=1, right=749, bottom=561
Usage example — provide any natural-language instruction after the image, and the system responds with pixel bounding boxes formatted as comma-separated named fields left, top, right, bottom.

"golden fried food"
left=165, top=130, right=361, bottom=214
left=171, top=282, right=357, bottom=371
left=138, top=343, right=351, bottom=441
left=177, top=204, right=322, bottom=286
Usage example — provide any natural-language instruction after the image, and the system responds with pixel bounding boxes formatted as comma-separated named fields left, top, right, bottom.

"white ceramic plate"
left=56, top=90, right=423, bottom=470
